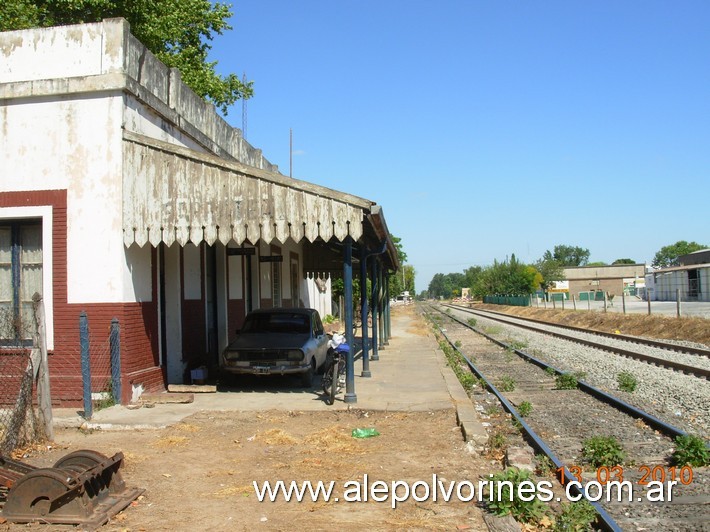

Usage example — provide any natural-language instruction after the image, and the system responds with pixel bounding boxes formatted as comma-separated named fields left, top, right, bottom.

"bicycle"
left=322, top=333, right=349, bottom=405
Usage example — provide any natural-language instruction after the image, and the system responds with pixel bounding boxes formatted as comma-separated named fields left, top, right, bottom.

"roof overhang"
left=122, top=131, right=378, bottom=249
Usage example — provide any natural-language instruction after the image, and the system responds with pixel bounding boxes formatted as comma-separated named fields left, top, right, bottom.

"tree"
left=427, top=272, right=465, bottom=300
left=534, top=258, right=564, bottom=292
left=612, top=258, right=635, bottom=265
left=542, top=245, right=590, bottom=267
left=390, top=264, right=416, bottom=298
left=0, top=0, right=252, bottom=114
left=463, top=265, right=483, bottom=293
left=387, top=235, right=413, bottom=296
left=652, top=241, right=708, bottom=268
left=471, top=254, right=541, bottom=299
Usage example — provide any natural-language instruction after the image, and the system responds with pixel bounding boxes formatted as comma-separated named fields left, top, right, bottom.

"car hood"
left=225, top=333, right=310, bottom=351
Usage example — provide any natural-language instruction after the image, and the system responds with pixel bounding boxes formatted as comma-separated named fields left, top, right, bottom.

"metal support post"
left=80, top=311, right=92, bottom=419
left=360, top=246, right=371, bottom=377
left=32, top=293, right=53, bottom=440
left=378, top=265, right=385, bottom=350
left=343, top=237, right=356, bottom=403
left=370, top=258, right=380, bottom=361
left=110, top=318, right=122, bottom=405
left=384, top=274, right=390, bottom=344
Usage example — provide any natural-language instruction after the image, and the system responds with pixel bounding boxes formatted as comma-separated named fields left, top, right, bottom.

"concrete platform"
left=52, top=308, right=485, bottom=442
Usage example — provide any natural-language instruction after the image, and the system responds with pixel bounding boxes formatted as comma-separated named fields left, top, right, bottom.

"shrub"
left=617, top=371, right=637, bottom=393
left=535, top=454, right=554, bottom=476
left=582, top=436, right=626, bottom=467
left=487, top=468, right=549, bottom=524
left=518, top=401, right=533, bottom=417
left=459, top=372, right=476, bottom=392
left=489, top=432, right=506, bottom=449
left=509, top=339, right=528, bottom=350
left=545, top=366, right=557, bottom=377
left=468, top=318, right=477, bottom=327
left=554, top=500, right=598, bottom=531
left=556, top=373, right=578, bottom=390
left=498, top=376, right=516, bottom=392
left=485, top=404, right=503, bottom=417
left=672, top=434, right=710, bottom=467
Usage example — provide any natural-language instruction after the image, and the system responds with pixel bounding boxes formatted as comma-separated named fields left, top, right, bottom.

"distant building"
left=563, top=264, right=646, bottom=300
left=645, top=249, right=710, bottom=302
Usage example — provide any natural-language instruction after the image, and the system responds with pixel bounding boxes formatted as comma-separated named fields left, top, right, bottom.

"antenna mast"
left=241, top=72, right=248, bottom=140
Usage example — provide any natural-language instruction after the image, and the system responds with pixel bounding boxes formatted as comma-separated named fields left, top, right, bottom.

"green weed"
left=582, top=436, right=626, bottom=467
left=518, top=401, right=533, bottom=417
left=486, top=468, right=549, bottom=525
left=617, top=371, right=637, bottom=393
left=672, top=434, right=710, bottom=467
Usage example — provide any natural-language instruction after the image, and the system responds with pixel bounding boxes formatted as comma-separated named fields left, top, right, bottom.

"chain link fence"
left=0, top=350, right=44, bottom=455
left=0, top=295, right=53, bottom=455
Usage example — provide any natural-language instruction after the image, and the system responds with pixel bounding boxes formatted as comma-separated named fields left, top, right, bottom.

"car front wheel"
left=300, top=359, right=315, bottom=388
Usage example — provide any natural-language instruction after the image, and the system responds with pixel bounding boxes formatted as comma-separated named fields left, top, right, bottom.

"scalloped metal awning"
left=122, top=132, right=372, bottom=248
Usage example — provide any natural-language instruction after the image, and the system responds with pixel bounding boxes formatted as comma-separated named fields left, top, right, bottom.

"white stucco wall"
left=0, top=21, right=123, bottom=82
left=1, top=92, right=128, bottom=304
left=123, top=95, right=206, bottom=154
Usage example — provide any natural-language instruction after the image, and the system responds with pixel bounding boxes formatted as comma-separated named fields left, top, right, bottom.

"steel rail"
left=430, top=318, right=622, bottom=532
left=447, top=304, right=710, bottom=358
left=444, top=304, right=710, bottom=380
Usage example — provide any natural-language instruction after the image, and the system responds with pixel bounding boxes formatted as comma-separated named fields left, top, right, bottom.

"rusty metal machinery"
left=1, top=449, right=144, bottom=528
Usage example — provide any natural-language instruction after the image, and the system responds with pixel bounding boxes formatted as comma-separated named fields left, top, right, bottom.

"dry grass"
left=476, top=304, right=710, bottom=346
left=174, top=423, right=201, bottom=433
left=150, top=435, right=189, bottom=448
left=211, top=484, right=253, bottom=498
left=303, top=425, right=367, bottom=454
left=256, top=428, right=299, bottom=445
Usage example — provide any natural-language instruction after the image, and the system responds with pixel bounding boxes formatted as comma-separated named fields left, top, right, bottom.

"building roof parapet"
left=0, top=18, right=276, bottom=172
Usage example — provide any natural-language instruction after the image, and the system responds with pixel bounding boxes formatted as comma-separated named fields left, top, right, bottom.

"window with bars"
left=0, top=222, right=43, bottom=346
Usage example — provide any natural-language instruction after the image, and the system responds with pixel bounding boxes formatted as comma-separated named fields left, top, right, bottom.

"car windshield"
left=241, top=313, right=310, bottom=334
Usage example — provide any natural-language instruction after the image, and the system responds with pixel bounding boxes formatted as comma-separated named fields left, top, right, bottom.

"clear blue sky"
left=210, top=1, right=710, bottom=293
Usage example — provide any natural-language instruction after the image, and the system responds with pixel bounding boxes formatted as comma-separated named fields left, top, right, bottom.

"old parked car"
left=220, top=308, right=329, bottom=387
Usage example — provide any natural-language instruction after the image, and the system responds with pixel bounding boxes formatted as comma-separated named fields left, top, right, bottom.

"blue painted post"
left=80, top=311, right=92, bottom=419
left=360, top=246, right=371, bottom=377
left=378, top=265, right=385, bottom=350
left=382, top=273, right=392, bottom=345
left=343, top=237, right=356, bottom=403
left=370, top=258, right=379, bottom=361
left=110, top=318, right=122, bottom=405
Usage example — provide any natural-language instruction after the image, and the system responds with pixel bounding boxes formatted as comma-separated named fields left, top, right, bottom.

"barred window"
left=0, top=222, right=42, bottom=346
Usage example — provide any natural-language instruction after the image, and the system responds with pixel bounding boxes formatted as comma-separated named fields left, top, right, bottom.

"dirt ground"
left=3, top=410, right=494, bottom=532
left=3, top=303, right=707, bottom=532
left=2, top=304, right=495, bottom=532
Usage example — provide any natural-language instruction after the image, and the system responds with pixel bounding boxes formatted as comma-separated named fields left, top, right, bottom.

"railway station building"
left=0, top=19, right=398, bottom=405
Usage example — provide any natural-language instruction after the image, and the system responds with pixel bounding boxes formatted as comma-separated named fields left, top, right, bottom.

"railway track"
left=424, top=304, right=710, bottom=531
left=443, top=304, right=710, bottom=380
